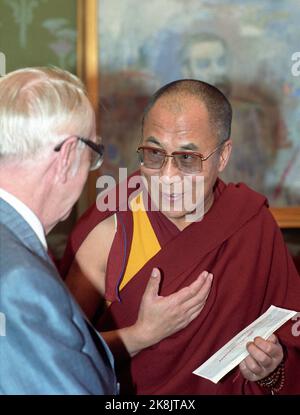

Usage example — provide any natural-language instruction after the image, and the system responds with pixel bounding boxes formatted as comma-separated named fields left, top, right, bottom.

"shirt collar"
left=0, top=188, right=47, bottom=250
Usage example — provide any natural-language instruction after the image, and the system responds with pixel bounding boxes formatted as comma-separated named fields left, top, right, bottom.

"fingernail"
left=208, top=273, right=213, bottom=281
left=151, top=268, right=159, bottom=278
left=202, top=271, right=209, bottom=279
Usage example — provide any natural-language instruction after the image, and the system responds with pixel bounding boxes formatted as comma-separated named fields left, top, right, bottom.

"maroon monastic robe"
left=61, top=173, right=300, bottom=394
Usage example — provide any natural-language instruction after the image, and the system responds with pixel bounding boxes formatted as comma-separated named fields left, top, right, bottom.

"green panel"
left=0, top=0, right=77, bottom=74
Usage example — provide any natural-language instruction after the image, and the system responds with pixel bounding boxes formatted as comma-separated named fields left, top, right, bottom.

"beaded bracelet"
left=257, top=360, right=285, bottom=394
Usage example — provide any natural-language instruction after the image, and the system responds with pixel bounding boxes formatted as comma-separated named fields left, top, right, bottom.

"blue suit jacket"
left=0, top=199, right=118, bottom=395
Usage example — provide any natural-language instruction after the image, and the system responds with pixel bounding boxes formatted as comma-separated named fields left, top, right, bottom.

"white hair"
left=0, top=66, right=94, bottom=160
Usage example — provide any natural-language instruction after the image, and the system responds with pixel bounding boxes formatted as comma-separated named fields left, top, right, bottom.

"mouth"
left=161, top=192, right=183, bottom=202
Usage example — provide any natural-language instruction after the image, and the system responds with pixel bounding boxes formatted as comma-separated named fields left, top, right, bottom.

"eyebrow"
left=144, top=137, right=162, bottom=147
left=179, top=143, right=199, bottom=151
left=144, top=136, right=200, bottom=152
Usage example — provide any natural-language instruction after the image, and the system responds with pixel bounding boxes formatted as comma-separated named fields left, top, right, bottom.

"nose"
left=160, top=156, right=182, bottom=184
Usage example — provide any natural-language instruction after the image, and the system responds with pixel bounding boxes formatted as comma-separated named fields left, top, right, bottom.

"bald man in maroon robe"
left=61, top=80, right=300, bottom=395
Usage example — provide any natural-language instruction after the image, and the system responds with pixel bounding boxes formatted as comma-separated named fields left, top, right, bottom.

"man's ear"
left=55, top=137, right=78, bottom=184
left=218, top=139, right=232, bottom=173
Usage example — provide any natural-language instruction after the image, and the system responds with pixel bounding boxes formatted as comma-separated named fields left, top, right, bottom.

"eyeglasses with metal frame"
left=54, top=136, right=104, bottom=171
left=137, top=140, right=227, bottom=174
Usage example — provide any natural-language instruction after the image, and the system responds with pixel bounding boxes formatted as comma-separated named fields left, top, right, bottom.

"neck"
left=0, top=166, right=54, bottom=234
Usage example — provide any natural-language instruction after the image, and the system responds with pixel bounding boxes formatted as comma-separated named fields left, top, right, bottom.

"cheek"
left=75, top=163, right=90, bottom=194
left=203, top=167, right=219, bottom=193
left=191, top=166, right=218, bottom=196
left=140, top=167, right=150, bottom=182
left=141, top=168, right=160, bottom=185
left=81, top=162, right=90, bottom=181
left=140, top=168, right=154, bottom=194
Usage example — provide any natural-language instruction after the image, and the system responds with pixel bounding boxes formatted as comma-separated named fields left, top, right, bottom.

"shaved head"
left=142, top=79, right=232, bottom=144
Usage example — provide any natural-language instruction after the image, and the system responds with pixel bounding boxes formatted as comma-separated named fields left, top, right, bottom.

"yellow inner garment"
left=119, top=192, right=161, bottom=290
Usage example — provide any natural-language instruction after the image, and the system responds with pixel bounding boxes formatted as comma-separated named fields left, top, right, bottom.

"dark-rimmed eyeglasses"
left=54, top=136, right=104, bottom=171
left=137, top=140, right=227, bottom=174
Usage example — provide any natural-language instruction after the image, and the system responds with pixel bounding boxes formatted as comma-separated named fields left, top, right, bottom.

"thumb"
left=144, top=267, right=161, bottom=298
left=267, top=334, right=278, bottom=344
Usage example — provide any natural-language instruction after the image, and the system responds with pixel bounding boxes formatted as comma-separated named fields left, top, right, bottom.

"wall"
left=0, top=0, right=77, bottom=73
left=0, top=0, right=77, bottom=259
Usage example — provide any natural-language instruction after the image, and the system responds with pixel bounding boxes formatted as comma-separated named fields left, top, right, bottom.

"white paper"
left=193, top=305, right=297, bottom=384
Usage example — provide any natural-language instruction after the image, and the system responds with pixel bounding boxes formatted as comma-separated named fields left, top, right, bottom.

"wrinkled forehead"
left=145, top=94, right=208, bottom=126
left=143, top=96, right=216, bottom=148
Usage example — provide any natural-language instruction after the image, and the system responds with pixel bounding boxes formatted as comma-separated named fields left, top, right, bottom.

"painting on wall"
left=0, top=0, right=77, bottom=74
left=97, top=0, right=300, bottom=208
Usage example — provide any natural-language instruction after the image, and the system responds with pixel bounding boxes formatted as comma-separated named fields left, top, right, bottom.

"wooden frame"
left=269, top=207, right=300, bottom=229
left=76, top=0, right=300, bottom=228
left=76, top=0, right=99, bottom=214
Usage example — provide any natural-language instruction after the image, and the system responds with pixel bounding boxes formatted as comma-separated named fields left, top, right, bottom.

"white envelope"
left=193, top=305, right=298, bottom=384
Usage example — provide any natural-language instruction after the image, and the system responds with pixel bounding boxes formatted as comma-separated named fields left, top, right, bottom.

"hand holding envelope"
left=193, top=305, right=297, bottom=384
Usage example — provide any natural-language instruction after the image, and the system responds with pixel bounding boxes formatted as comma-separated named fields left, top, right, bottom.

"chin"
left=60, top=209, right=72, bottom=222
left=162, top=207, right=204, bottom=224
left=161, top=209, right=188, bottom=220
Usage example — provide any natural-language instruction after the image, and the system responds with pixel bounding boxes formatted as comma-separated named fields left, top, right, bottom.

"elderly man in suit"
left=0, top=67, right=207, bottom=395
left=0, top=67, right=119, bottom=394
